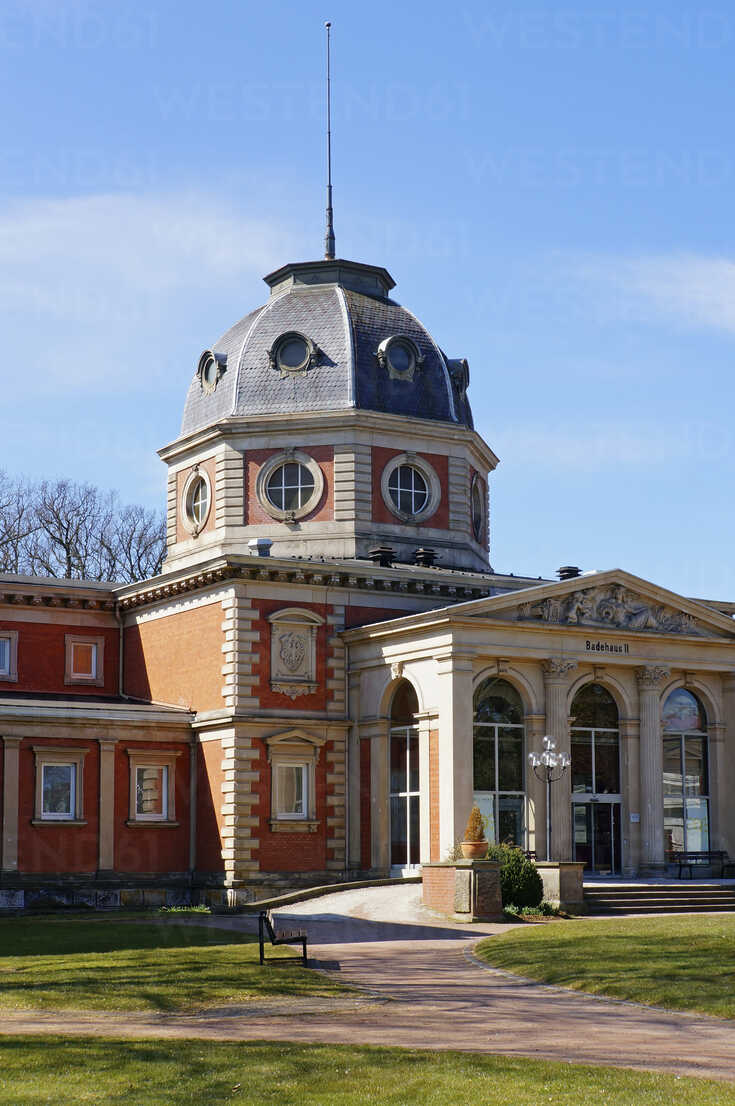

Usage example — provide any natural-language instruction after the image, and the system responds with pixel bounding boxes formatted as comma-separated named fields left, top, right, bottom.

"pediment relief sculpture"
left=515, top=585, right=713, bottom=637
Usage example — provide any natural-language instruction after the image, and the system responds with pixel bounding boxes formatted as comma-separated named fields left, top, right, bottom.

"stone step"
left=584, top=882, right=735, bottom=914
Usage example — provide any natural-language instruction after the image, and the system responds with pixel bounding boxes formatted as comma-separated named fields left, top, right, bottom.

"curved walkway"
left=3, top=885, right=735, bottom=1083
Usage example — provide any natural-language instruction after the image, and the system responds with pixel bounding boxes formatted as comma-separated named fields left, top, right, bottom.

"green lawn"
left=0, top=918, right=346, bottom=1013
left=0, top=1038, right=733, bottom=1106
left=475, top=914, right=735, bottom=1018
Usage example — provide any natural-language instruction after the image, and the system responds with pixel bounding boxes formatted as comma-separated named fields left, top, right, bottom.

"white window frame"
left=64, top=634, right=105, bottom=687
left=273, top=761, right=308, bottom=820
left=266, top=729, right=325, bottom=833
left=255, top=450, right=324, bottom=522
left=32, top=746, right=88, bottom=825
left=0, top=630, right=18, bottom=682
left=380, top=452, right=441, bottom=523
left=126, top=749, right=181, bottom=826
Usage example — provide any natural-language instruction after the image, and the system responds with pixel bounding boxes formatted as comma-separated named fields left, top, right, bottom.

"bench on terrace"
left=673, top=850, right=735, bottom=879
left=258, top=910, right=309, bottom=967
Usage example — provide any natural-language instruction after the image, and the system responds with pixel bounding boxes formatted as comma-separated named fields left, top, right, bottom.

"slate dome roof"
left=180, top=259, right=474, bottom=436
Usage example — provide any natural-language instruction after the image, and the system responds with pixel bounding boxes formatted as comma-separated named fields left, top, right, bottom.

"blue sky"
left=2, top=0, right=734, bottom=597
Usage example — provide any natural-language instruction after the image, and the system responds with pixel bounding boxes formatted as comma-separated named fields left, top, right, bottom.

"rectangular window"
left=65, top=635, right=104, bottom=687
left=126, top=750, right=180, bottom=824
left=0, top=631, right=19, bottom=682
left=32, top=746, right=87, bottom=824
left=136, top=765, right=168, bottom=819
left=275, top=763, right=306, bottom=818
left=71, top=641, right=97, bottom=678
left=42, top=763, right=76, bottom=819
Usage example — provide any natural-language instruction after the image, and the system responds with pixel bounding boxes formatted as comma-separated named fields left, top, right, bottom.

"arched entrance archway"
left=663, top=688, right=709, bottom=856
left=389, top=680, right=420, bottom=870
left=570, top=683, right=621, bottom=875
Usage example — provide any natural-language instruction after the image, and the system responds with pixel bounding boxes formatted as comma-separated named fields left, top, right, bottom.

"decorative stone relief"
left=518, top=585, right=711, bottom=637
left=390, top=661, right=404, bottom=680
left=269, top=610, right=321, bottom=698
left=635, top=665, right=670, bottom=689
left=542, top=658, right=577, bottom=680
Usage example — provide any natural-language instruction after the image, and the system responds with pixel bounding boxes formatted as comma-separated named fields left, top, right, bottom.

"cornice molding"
left=115, top=555, right=493, bottom=613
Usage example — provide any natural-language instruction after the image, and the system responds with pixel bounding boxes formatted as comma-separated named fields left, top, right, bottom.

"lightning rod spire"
left=324, top=21, right=336, bottom=260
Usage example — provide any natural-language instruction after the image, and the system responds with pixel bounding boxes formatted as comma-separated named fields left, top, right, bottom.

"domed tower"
left=159, top=257, right=498, bottom=573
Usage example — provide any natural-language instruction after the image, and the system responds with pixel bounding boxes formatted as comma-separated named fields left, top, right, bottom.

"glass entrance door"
left=573, top=802, right=621, bottom=875
left=390, top=726, right=420, bottom=869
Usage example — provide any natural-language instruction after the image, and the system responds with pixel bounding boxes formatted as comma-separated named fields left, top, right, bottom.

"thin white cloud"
left=552, top=252, right=735, bottom=334
left=493, top=420, right=734, bottom=471
left=0, top=191, right=306, bottom=393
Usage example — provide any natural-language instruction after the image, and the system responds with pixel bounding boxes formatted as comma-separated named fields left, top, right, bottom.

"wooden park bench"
left=673, top=850, right=735, bottom=879
left=258, top=910, right=309, bottom=967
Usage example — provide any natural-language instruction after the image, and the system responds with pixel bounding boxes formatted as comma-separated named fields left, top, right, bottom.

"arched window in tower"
left=473, top=678, right=524, bottom=846
left=570, top=683, right=621, bottom=874
left=662, top=688, right=709, bottom=856
left=380, top=453, right=440, bottom=523
left=389, top=680, right=420, bottom=869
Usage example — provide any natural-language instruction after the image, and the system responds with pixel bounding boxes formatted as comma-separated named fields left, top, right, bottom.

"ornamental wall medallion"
left=516, top=585, right=712, bottom=637
left=269, top=609, right=322, bottom=697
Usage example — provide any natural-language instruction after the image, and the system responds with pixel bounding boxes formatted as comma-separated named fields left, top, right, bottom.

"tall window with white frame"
left=473, top=678, right=525, bottom=846
left=662, top=688, right=709, bottom=856
left=389, top=681, right=420, bottom=869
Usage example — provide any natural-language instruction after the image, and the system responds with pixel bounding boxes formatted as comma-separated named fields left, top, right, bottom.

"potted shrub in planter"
left=460, top=806, right=487, bottom=860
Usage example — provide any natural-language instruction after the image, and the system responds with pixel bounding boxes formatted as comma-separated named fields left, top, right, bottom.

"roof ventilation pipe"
left=248, top=538, right=273, bottom=558
left=414, top=548, right=437, bottom=568
left=368, top=546, right=395, bottom=568
left=557, top=565, right=581, bottom=581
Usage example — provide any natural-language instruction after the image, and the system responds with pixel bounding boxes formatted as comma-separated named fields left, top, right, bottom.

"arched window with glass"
left=389, top=681, right=420, bottom=870
left=473, top=678, right=525, bottom=846
left=570, top=683, right=621, bottom=874
left=662, top=688, right=709, bottom=856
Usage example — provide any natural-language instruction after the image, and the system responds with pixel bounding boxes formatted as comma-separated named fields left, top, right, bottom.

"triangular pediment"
left=460, top=570, right=735, bottom=640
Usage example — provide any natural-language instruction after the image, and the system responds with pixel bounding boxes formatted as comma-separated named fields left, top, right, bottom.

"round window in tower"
left=381, top=453, right=440, bottom=523
left=387, top=465, right=428, bottom=516
left=266, top=462, right=315, bottom=512
left=181, top=469, right=211, bottom=536
left=256, top=451, right=325, bottom=522
left=471, top=474, right=485, bottom=542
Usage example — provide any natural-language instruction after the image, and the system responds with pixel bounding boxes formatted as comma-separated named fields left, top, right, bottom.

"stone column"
left=414, top=710, right=435, bottom=864
left=636, top=665, right=669, bottom=871
left=719, top=673, right=735, bottom=856
left=97, top=739, right=118, bottom=873
left=366, top=718, right=390, bottom=872
left=1, top=737, right=21, bottom=872
left=619, top=717, right=641, bottom=876
left=347, top=672, right=362, bottom=871
left=542, top=659, right=577, bottom=861
left=524, top=712, right=547, bottom=858
left=435, top=651, right=475, bottom=858
left=707, top=721, right=725, bottom=851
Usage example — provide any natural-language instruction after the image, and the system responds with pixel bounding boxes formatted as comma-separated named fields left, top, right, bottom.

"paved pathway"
left=3, top=885, right=735, bottom=1083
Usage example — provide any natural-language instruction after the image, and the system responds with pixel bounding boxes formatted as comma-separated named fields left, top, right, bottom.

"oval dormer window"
left=268, top=332, right=318, bottom=377
left=376, top=335, right=424, bottom=382
left=197, top=350, right=226, bottom=395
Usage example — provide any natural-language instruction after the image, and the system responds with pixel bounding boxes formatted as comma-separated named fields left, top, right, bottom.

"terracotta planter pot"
left=460, top=840, right=488, bottom=860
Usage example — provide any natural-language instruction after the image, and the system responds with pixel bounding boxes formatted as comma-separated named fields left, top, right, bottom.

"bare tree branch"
left=0, top=474, right=166, bottom=584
